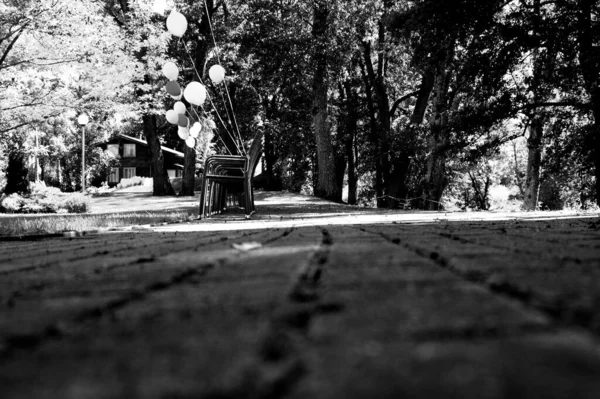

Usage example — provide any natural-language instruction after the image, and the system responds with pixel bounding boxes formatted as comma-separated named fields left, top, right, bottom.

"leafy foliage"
left=1, top=0, right=598, bottom=209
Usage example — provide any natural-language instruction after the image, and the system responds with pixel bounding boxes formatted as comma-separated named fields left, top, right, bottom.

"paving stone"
left=289, top=331, right=600, bottom=399
left=1, top=208, right=599, bottom=398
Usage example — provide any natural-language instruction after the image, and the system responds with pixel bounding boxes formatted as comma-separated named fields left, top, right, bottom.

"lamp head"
left=78, top=114, right=89, bottom=126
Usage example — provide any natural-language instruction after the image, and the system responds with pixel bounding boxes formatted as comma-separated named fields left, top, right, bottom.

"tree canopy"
left=1, top=0, right=599, bottom=210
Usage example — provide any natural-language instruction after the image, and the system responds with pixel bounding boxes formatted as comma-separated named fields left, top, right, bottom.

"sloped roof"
left=118, top=134, right=184, bottom=158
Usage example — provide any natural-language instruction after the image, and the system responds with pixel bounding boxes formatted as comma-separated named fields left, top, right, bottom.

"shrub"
left=61, top=193, right=90, bottom=213
left=29, top=181, right=62, bottom=196
left=87, top=181, right=115, bottom=197
left=0, top=193, right=25, bottom=213
left=21, top=196, right=59, bottom=213
left=0, top=182, right=91, bottom=214
left=117, top=176, right=150, bottom=189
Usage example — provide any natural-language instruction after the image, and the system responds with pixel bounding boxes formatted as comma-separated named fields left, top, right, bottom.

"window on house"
left=107, top=144, right=120, bottom=158
left=108, top=168, right=119, bottom=183
left=123, top=167, right=136, bottom=179
left=168, top=169, right=184, bottom=178
left=123, top=144, right=136, bottom=157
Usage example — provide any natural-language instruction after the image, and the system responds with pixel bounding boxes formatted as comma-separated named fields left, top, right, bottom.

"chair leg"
left=199, top=175, right=207, bottom=218
left=244, top=178, right=252, bottom=219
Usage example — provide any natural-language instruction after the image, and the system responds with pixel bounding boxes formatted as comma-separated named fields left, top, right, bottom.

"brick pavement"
left=1, top=203, right=600, bottom=398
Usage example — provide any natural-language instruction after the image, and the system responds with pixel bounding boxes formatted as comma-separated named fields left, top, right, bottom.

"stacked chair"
left=198, top=131, right=264, bottom=219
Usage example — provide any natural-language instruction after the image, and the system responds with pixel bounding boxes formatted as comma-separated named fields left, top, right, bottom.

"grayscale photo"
left=1, top=0, right=600, bottom=397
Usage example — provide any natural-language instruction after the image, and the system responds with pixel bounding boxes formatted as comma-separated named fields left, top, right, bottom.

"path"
left=1, top=193, right=600, bottom=398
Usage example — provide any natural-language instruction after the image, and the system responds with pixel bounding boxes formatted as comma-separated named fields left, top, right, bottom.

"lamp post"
left=77, top=113, right=89, bottom=192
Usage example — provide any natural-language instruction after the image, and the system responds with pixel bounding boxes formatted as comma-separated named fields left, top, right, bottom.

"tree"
left=311, top=0, right=341, bottom=201
left=1, top=0, right=138, bottom=193
left=104, top=0, right=175, bottom=196
left=388, top=0, right=523, bottom=209
left=574, top=0, right=600, bottom=205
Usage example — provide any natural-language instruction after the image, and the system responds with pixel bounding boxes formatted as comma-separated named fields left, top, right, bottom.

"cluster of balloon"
left=162, top=10, right=227, bottom=149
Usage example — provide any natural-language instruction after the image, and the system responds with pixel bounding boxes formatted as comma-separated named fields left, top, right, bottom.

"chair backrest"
left=246, top=130, right=264, bottom=176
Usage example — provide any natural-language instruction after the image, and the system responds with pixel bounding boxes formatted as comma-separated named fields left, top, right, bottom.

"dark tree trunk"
left=180, top=144, right=197, bottom=195
left=4, top=151, right=29, bottom=195
left=387, top=71, right=435, bottom=209
left=411, top=69, right=435, bottom=125
left=422, top=42, right=454, bottom=210
left=577, top=0, right=600, bottom=206
left=359, top=57, right=382, bottom=205
left=311, top=0, right=340, bottom=201
left=345, top=86, right=358, bottom=205
left=523, top=117, right=544, bottom=209
left=261, top=94, right=283, bottom=190
left=143, top=114, right=175, bottom=196
left=523, top=0, right=555, bottom=210
left=346, top=134, right=357, bottom=205
left=115, top=0, right=175, bottom=196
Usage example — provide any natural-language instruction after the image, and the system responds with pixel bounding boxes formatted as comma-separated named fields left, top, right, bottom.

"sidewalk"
left=1, top=193, right=600, bottom=398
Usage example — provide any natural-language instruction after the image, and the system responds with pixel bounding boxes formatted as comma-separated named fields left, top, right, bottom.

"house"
left=99, top=134, right=184, bottom=185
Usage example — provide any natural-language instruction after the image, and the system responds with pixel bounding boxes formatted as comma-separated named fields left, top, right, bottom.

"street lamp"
left=77, top=113, right=89, bottom=192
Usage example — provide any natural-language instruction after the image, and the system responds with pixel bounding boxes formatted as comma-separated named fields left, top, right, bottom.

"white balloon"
left=173, top=101, right=186, bottom=114
left=183, top=81, right=207, bottom=106
left=166, top=109, right=178, bottom=124
left=189, top=122, right=201, bottom=138
left=186, top=136, right=196, bottom=148
left=177, top=126, right=189, bottom=140
left=166, top=11, right=187, bottom=37
left=170, top=93, right=182, bottom=100
left=209, top=65, right=226, bottom=84
left=162, top=61, right=178, bottom=80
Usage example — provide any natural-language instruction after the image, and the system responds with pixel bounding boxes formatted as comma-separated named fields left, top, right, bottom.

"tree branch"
left=0, top=26, right=26, bottom=69
left=389, top=90, right=419, bottom=116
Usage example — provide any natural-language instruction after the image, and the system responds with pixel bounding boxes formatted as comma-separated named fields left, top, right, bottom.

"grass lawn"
left=0, top=189, right=201, bottom=237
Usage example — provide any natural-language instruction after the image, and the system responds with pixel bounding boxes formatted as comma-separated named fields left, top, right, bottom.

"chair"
left=198, top=131, right=263, bottom=219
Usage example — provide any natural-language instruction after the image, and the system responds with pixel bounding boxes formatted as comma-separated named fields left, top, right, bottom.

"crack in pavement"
left=0, top=227, right=300, bottom=358
left=203, top=228, right=337, bottom=399
left=355, top=227, right=568, bottom=340
left=374, top=227, right=600, bottom=338
left=0, top=262, right=217, bottom=357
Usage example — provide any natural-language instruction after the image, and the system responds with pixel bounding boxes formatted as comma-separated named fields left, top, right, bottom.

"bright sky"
left=152, top=0, right=169, bottom=15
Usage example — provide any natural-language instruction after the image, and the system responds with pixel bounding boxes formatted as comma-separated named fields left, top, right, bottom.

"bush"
left=0, top=181, right=90, bottom=214
left=87, top=181, right=115, bottom=197
left=0, top=193, right=25, bottom=213
left=21, top=196, right=59, bottom=213
left=29, top=181, right=62, bottom=196
left=61, top=193, right=90, bottom=213
left=117, top=176, right=150, bottom=189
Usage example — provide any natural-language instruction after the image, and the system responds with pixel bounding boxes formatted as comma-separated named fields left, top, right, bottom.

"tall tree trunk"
left=577, top=0, right=600, bottom=206
left=143, top=114, right=175, bottom=196
left=359, top=57, right=382, bottom=205
left=343, top=81, right=358, bottom=204
left=262, top=94, right=282, bottom=190
left=114, top=0, right=174, bottom=196
left=311, top=0, right=340, bottom=201
left=389, top=70, right=435, bottom=208
left=523, top=117, right=544, bottom=209
left=523, top=0, right=555, bottom=210
left=362, top=38, right=390, bottom=207
left=422, top=43, right=454, bottom=210
left=4, top=151, right=29, bottom=195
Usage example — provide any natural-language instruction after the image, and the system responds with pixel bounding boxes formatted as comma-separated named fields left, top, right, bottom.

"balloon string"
left=190, top=105, right=232, bottom=155
left=203, top=0, right=246, bottom=155
left=180, top=39, right=243, bottom=155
